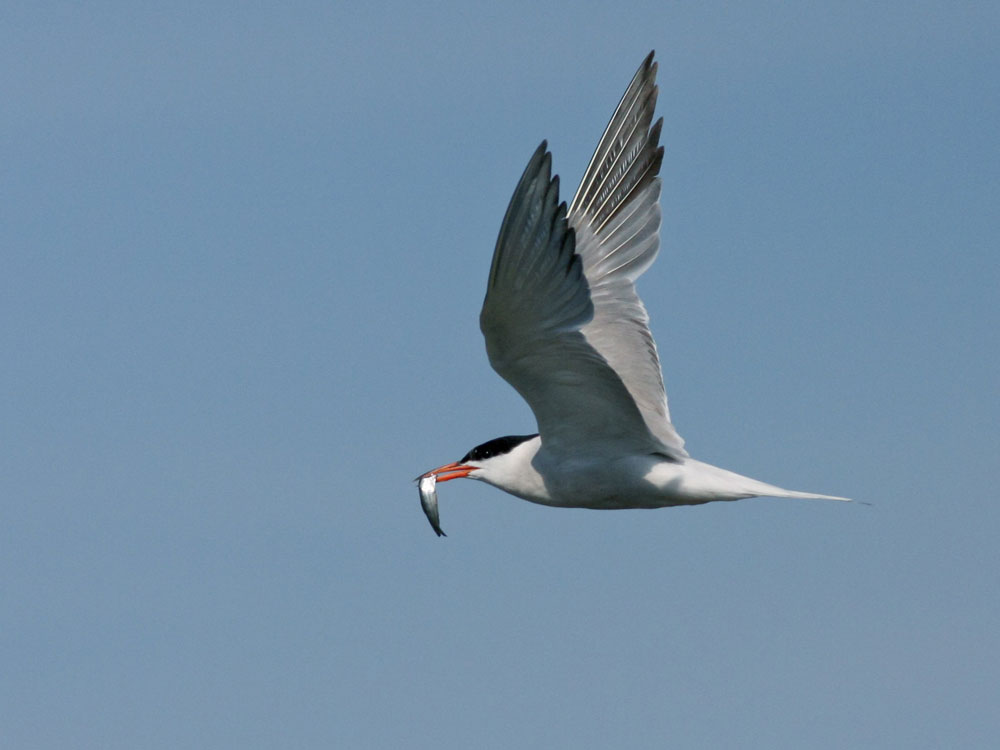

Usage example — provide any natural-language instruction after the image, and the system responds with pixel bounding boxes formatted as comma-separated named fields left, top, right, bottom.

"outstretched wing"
left=479, top=53, right=685, bottom=458
left=480, top=143, right=662, bottom=455
left=568, top=51, right=686, bottom=456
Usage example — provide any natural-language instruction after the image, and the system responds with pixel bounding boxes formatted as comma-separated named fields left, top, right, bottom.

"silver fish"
left=418, top=473, right=446, bottom=537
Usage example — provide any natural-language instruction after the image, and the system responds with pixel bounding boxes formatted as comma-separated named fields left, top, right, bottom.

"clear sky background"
left=3, top=2, right=998, bottom=748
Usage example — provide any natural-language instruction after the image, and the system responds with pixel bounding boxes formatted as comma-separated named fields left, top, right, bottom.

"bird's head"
left=419, top=434, right=540, bottom=487
left=416, top=434, right=542, bottom=535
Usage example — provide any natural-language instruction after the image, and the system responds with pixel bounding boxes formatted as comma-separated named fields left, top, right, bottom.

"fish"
left=418, top=473, right=446, bottom=537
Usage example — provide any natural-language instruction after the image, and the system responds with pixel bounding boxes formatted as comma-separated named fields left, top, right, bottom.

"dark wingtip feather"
left=649, top=118, right=665, bottom=174
left=651, top=116, right=664, bottom=140
left=651, top=144, right=664, bottom=175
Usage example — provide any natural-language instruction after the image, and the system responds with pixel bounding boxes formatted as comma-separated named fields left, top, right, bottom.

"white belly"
left=530, top=451, right=762, bottom=509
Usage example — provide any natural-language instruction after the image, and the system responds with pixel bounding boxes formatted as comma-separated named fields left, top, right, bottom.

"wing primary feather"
left=588, top=114, right=662, bottom=230
left=593, top=140, right=663, bottom=236
left=522, top=176, right=562, bottom=281
left=569, top=51, right=656, bottom=216
left=488, top=141, right=549, bottom=291
left=594, top=208, right=657, bottom=270
left=578, top=87, right=658, bottom=223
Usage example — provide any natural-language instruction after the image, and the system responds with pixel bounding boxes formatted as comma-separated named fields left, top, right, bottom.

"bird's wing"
left=566, top=52, right=687, bottom=457
left=480, top=142, right=665, bottom=456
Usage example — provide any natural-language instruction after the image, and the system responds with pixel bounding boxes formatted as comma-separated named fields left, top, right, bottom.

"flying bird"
left=418, top=52, right=848, bottom=535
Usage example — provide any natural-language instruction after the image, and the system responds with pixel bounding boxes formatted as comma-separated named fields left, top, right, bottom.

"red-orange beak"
left=420, top=462, right=476, bottom=482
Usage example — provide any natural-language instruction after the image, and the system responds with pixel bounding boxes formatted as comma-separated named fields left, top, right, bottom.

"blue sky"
left=2, top=2, right=998, bottom=747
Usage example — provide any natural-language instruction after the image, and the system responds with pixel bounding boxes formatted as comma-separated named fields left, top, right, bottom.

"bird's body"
left=418, top=52, right=847, bottom=535
left=465, top=434, right=844, bottom=511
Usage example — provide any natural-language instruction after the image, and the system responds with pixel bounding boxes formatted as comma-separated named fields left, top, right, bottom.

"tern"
left=418, top=52, right=848, bottom=535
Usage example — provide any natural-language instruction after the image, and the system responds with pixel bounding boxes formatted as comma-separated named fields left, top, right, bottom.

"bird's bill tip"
left=420, top=461, right=475, bottom=482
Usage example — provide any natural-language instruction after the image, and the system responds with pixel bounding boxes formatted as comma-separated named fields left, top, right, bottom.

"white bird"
left=418, top=52, right=848, bottom=535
